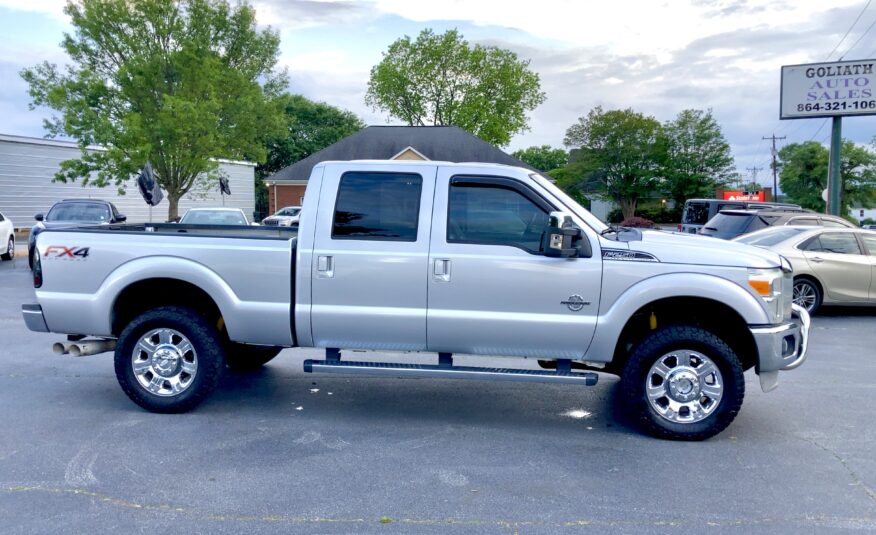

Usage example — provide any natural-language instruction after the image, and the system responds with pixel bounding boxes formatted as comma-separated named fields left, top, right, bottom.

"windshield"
left=275, top=208, right=301, bottom=217
left=529, top=173, right=608, bottom=232
left=734, top=226, right=808, bottom=246
left=46, top=203, right=110, bottom=222
left=180, top=210, right=247, bottom=225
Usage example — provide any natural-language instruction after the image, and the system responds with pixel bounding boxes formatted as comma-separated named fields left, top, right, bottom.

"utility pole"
left=745, top=165, right=763, bottom=189
left=763, top=134, right=786, bottom=201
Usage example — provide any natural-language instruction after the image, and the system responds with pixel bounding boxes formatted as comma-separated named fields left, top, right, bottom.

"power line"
left=809, top=119, right=829, bottom=141
left=826, top=0, right=872, bottom=60
left=839, top=14, right=876, bottom=58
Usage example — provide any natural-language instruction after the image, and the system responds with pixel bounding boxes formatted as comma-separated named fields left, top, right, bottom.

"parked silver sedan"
left=733, top=226, right=876, bottom=314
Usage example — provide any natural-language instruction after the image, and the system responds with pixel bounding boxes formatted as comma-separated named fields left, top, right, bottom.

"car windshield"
left=734, top=226, right=808, bottom=246
left=180, top=210, right=247, bottom=225
left=275, top=208, right=301, bottom=217
left=46, top=203, right=110, bottom=222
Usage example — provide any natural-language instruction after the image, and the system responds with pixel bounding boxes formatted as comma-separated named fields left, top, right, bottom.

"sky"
left=1, top=0, right=875, bottom=190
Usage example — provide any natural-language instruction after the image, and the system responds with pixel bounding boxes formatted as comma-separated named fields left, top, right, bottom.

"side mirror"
left=541, top=211, right=592, bottom=258
left=35, top=213, right=44, bottom=222
left=115, top=214, right=127, bottom=223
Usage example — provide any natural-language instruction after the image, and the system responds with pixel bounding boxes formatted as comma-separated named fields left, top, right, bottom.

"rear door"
left=426, top=166, right=601, bottom=358
left=800, top=232, right=871, bottom=302
left=309, top=165, right=436, bottom=350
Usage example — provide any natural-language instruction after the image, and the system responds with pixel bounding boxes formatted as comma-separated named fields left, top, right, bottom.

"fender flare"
left=585, top=272, right=769, bottom=361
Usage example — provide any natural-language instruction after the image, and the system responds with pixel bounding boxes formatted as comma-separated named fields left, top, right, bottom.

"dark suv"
left=699, top=208, right=856, bottom=239
left=28, top=199, right=126, bottom=267
left=680, top=198, right=801, bottom=234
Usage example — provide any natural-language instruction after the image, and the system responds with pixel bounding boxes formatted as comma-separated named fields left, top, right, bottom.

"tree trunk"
left=167, top=192, right=181, bottom=222
left=619, top=198, right=637, bottom=221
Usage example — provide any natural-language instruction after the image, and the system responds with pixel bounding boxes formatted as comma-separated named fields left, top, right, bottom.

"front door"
left=310, top=165, right=436, bottom=350
left=426, top=167, right=602, bottom=358
left=801, top=231, right=872, bottom=302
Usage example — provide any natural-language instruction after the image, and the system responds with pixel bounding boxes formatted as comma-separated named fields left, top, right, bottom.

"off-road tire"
left=619, top=325, right=745, bottom=441
left=115, top=306, right=225, bottom=413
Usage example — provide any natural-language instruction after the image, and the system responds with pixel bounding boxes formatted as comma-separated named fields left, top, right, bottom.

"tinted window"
left=703, top=213, right=753, bottom=234
left=332, top=172, right=422, bottom=241
left=821, top=219, right=849, bottom=228
left=861, top=234, right=876, bottom=255
left=801, top=233, right=861, bottom=254
left=448, top=182, right=549, bottom=253
left=682, top=202, right=710, bottom=225
left=46, top=203, right=110, bottom=222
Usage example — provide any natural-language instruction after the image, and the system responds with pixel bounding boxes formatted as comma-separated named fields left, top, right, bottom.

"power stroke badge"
left=561, top=295, right=590, bottom=312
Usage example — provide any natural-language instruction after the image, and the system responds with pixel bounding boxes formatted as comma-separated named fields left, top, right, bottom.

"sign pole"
left=827, top=116, right=842, bottom=216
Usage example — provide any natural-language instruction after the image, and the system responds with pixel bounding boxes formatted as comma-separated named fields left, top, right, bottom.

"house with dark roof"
left=263, top=125, right=535, bottom=213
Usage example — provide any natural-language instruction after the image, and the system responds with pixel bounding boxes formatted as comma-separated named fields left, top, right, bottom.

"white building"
left=0, top=134, right=255, bottom=229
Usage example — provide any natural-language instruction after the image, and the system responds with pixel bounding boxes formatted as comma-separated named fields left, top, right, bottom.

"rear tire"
left=225, top=343, right=283, bottom=372
left=0, top=237, right=12, bottom=261
left=114, top=306, right=225, bottom=413
left=619, top=325, right=744, bottom=441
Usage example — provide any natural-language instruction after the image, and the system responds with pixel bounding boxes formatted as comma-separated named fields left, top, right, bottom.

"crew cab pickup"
left=22, top=161, right=809, bottom=440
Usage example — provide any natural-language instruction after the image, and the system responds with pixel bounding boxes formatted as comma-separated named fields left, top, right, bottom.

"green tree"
left=365, top=29, right=545, bottom=146
left=511, top=145, right=568, bottom=172
left=660, top=109, right=736, bottom=204
left=778, top=140, right=876, bottom=213
left=255, top=94, right=364, bottom=215
left=21, top=0, right=286, bottom=220
left=563, top=106, right=662, bottom=219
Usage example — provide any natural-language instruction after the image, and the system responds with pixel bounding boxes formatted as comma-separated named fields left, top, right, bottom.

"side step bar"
left=303, top=355, right=598, bottom=386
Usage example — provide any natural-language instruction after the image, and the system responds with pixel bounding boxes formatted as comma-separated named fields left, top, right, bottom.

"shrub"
left=621, top=216, right=656, bottom=228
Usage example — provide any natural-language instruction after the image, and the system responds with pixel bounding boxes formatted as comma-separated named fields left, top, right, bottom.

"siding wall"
left=0, top=134, right=255, bottom=228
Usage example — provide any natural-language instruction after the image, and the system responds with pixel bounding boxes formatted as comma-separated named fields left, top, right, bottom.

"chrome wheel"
left=793, top=280, right=817, bottom=312
left=645, top=350, right=723, bottom=424
left=131, top=328, right=198, bottom=396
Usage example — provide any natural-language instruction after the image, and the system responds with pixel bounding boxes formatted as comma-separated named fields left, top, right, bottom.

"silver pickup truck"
left=22, top=161, right=809, bottom=440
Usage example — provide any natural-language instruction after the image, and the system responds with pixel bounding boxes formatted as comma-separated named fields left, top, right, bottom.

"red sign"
left=722, top=191, right=764, bottom=202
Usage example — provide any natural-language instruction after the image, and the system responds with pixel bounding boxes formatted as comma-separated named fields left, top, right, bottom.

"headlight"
left=748, top=267, right=784, bottom=322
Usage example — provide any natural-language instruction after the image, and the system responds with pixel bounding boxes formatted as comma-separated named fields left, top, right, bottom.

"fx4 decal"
left=44, top=246, right=90, bottom=260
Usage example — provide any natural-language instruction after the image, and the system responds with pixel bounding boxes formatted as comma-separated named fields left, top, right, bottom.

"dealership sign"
left=723, top=191, right=764, bottom=202
left=780, top=59, right=875, bottom=119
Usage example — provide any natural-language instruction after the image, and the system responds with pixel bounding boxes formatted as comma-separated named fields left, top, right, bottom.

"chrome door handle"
left=810, top=257, right=824, bottom=263
left=433, top=258, right=451, bottom=282
left=317, top=255, right=334, bottom=278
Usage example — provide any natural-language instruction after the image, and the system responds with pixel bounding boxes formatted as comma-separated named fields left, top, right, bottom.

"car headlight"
left=748, top=267, right=785, bottom=322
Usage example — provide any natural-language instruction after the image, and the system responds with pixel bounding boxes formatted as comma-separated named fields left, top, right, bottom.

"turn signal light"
left=748, top=279, right=771, bottom=296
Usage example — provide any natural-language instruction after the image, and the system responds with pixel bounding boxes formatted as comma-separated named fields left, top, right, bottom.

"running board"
left=303, top=359, right=598, bottom=386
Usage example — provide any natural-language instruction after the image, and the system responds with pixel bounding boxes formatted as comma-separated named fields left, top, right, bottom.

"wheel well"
left=111, top=278, right=223, bottom=336
left=610, top=297, right=758, bottom=373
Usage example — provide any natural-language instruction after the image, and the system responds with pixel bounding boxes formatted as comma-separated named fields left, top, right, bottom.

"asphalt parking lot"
left=1, top=256, right=874, bottom=534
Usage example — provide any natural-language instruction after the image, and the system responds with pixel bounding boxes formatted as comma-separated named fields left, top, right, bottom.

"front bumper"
left=22, top=303, right=49, bottom=333
left=750, top=303, right=810, bottom=392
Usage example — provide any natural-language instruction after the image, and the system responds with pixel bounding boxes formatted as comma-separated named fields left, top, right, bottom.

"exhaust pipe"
left=67, top=339, right=117, bottom=357
left=52, top=342, right=71, bottom=355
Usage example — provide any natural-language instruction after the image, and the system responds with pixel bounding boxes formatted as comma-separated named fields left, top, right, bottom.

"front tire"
left=619, top=326, right=744, bottom=441
left=114, top=306, right=225, bottom=413
left=0, top=237, right=12, bottom=261
left=793, top=277, right=822, bottom=315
